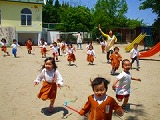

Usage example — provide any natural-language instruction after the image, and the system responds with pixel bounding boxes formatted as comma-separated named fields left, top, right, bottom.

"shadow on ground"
left=113, top=103, right=147, bottom=120
left=41, top=106, right=68, bottom=117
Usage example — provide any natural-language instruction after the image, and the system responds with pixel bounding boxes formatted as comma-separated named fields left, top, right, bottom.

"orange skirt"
left=1, top=46, right=7, bottom=52
left=41, top=48, right=47, bottom=54
left=37, top=81, right=57, bottom=101
left=61, top=45, right=66, bottom=51
left=101, top=45, right=105, bottom=51
left=67, top=53, right=76, bottom=62
left=87, top=54, right=94, bottom=62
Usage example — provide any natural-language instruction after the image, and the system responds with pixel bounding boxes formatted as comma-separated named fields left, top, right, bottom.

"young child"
left=39, top=39, right=47, bottom=58
left=34, top=57, right=63, bottom=112
left=87, top=45, right=96, bottom=65
left=86, top=41, right=92, bottom=50
left=25, top=38, right=33, bottom=54
left=112, top=59, right=141, bottom=110
left=110, top=47, right=122, bottom=75
left=61, top=40, right=67, bottom=54
left=50, top=42, right=59, bottom=61
left=79, top=77, right=124, bottom=120
left=100, top=39, right=107, bottom=53
left=65, top=43, right=76, bottom=66
left=11, top=39, right=21, bottom=57
left=0, top=38, right=10, bottom=56
left=130, top=43, right=140, bottom=71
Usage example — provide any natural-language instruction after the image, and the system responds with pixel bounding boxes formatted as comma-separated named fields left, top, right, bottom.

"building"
left=0, top=0, right=43, bottom=45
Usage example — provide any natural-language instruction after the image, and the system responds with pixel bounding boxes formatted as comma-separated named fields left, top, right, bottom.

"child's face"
left=122, top=61, right=131, bottom=72
left=134, top=44, right=138, bottom=49
left=115, top=49, right=119, bottom=53
left=45, top=60, right=53, bottom=71
left=93, top=82, right=106, bottom=100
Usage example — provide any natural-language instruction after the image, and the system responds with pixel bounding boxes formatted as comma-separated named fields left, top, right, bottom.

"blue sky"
left=58, top=0, right=157, bottom=25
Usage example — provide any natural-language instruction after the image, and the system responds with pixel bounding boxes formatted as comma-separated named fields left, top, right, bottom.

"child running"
left=79, top=77, right=124, bottom=120
left=130, top=43, right=140, bottom=71
left=50, top=42, right=59, bottom=61
left=61, top=41, right=67, bottom=54
left=87, top=45, right=96, bottom=65
left=0, top=38, right=10, bottom=56
left=112, top=59, right=141, bottom=110
left=39, top=38, right=47, bottom=58
left=110, top=47, right=122, bottom=75
left=65, top=43, right=76, bottom=66
left=100, top=39, right=107, bottom=53
left=25, top=38, right=33, bottom=54
left=34, top=57, right=63, bottom=112
left=11, top=39, right=21, bottom=57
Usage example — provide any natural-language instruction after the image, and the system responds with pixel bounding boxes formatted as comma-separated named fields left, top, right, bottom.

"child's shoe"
left=48, top=105, right=53, bottom=113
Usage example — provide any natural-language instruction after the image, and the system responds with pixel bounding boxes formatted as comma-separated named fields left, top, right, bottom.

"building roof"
left=1, top=0, right=44, bottom=4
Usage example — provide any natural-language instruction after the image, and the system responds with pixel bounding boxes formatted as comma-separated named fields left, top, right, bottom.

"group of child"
left=1, top=34, right=141, bottom=119
left=33, top=55, right=141, bottom=119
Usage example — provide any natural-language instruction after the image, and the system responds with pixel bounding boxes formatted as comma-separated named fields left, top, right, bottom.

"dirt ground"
left=0, top=43, right=160, bottom=120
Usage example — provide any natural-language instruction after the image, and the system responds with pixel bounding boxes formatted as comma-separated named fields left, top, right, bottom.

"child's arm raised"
left=131, top=77, right=141, bottom=82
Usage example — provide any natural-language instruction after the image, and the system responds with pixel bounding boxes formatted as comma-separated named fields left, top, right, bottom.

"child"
left=65, top=43, right=76, bottom=66
left=87, top=45, right=96, bottom=65
left=34, top=57, right=63, bottom=112
left=79, top=77, right=124, bottom=120
left=86, top=41, right=92, bottom=50
left=61, top=41, right=67, bottom=54
left=0, top=38, right=10, bottom=56
left=11, top=39, right=21, bottom=57
left=57, top=39, right=61, bottom=56
left=110, top=47, right=122, bottom=75
left=112, top=59, right=141, bottom=110
left=50, top=42, right=59, bottom=61
left=39, top=39, right=47, bottom=58
left=25, top=38, right=33, bottom=54
left=130, top=43, right=140, bottom=71
left=100, top=39, right=107, bottom=53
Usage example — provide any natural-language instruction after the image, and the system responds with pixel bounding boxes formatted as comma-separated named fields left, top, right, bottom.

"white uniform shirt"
left=130, top=48, right=139, bottom=58
left=100, top=41, right=107, bottom=46
left=34, top=68, right=63, bottom=86
left=0, top=42, right=8, bottom=46
left=87, top=49, right=96, bottom=57
left=11, top=43, right=20, bottom=49
left=65, top=48, right=74, bottom=55
left=51, top=46, right=59, bottom=53
left=116, top=71, right=131, bottom=95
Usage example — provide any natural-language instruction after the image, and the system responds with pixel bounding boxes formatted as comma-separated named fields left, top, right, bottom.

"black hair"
left=41, top=57, right=57, bottom=71
left=13, top=39, right=17, bottom=42
left=122, top=59, right=130, bottom=67
left=114, top=46, right=119, bottom=51
left=134, top=43, right=138, bottom=46
left=91, top=77, right=110, bottom=91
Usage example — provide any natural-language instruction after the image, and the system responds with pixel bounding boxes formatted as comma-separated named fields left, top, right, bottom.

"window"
left=21, top=8, right=32, bottom=26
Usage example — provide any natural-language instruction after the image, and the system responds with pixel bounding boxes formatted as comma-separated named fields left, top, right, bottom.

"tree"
left=91, top=0, right=128, bottom=38
left=139, top=0, right=160, bottom=30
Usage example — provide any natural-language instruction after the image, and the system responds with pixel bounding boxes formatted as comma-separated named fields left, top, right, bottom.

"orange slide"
left=139, top=42, right=160, bottom=58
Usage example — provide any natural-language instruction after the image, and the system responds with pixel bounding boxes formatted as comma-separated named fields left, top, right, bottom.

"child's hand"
left=57, top=84, right=61, bottom=89
left=115, top=107, right=124, bottom=116
left=34, top=82, right=39, bottom=86
left=112, top=85, right=116, bottom=90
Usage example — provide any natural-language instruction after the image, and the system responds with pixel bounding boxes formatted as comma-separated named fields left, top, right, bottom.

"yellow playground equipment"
left=125, top=33, right=146, bottom=52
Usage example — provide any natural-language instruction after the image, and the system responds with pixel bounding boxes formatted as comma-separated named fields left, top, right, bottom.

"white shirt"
left=100, top=41, right=107, bottom=46
left=65, top=48, right=74, bottom=55
left=11, top=43, right=20, bottom=49
left=130, top=48, right=139, bottom=58
left=116, top=71, right=131, bottom=95
left=34, top=68, right=63, bottom=86
left=73, top=33, right=83, bottom=43
left=0, top=42, right=8, bottom=46
left=87, top=49, right=96, bottom=57
left=51, top=46, right=59, bottom=53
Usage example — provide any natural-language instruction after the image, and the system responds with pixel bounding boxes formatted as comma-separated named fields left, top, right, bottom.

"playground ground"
left=0, top=43, right=160, bottom=120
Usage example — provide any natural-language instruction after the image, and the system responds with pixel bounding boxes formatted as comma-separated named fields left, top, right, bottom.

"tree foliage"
left=139, top=0, right=160, bottom=31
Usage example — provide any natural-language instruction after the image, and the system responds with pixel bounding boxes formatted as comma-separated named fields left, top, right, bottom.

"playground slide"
left=139, top=42, right=160, bottom=58
left=125, top=33, right=146, bottom=52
